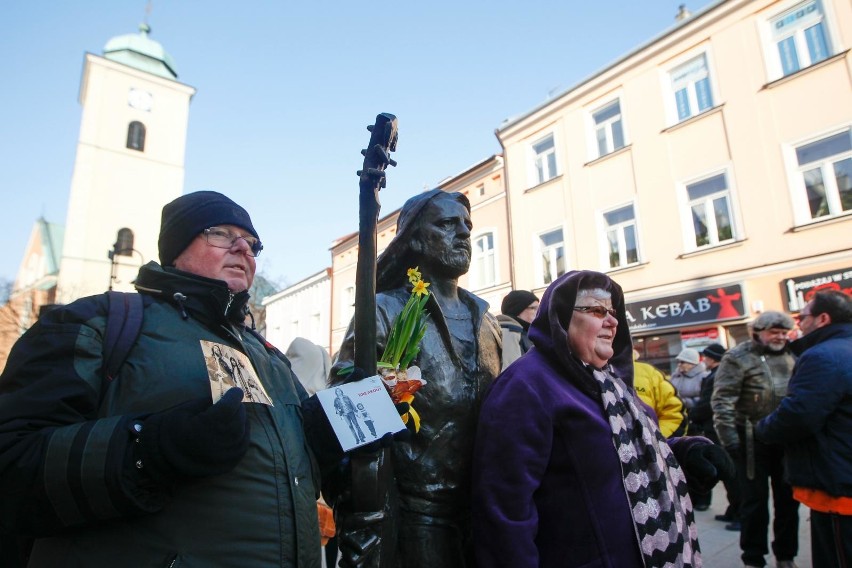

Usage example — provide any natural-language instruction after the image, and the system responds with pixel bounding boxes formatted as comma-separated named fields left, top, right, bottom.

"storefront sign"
left=784, top=267, right=852, bottom=311
left=626, top=284, right=745, bottom=331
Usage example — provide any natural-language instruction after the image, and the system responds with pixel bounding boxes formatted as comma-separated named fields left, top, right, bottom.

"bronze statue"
left=331, top=189, right=501, bottom=567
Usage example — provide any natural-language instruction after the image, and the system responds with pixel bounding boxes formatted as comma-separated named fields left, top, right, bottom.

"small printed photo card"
left=316, top=375, right=407, bottom=452
left=200, top=340, right=274, bottom=406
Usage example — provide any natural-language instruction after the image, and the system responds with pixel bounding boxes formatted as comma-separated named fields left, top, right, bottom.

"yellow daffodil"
left=379, top=268, right=431, bottom=373
left=412, top=279, right=430, bottom=297
left=407, top=266, right=422, bottom=284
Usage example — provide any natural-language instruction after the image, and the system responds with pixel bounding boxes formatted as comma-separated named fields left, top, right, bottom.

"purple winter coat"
left=472, top=270, right=700, bottom=568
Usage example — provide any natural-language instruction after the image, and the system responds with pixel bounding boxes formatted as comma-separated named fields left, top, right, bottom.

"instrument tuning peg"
left=361, top=149, right=367, bottom=156
left=388, top=158, right=398, bottom=168
left=356, top=169, right=363, bottom=177
left=366, top=125, right=374, bottom=132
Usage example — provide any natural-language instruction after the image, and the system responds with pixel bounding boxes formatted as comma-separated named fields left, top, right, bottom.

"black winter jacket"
left=0, top=262, right=321, bottom=567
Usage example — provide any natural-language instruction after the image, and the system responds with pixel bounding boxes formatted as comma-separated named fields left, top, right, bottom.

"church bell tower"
left=56, top=23, right=196, bottom=302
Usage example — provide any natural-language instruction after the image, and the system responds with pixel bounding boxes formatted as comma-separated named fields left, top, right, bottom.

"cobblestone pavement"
left=696, top=483, right=812, bottom=568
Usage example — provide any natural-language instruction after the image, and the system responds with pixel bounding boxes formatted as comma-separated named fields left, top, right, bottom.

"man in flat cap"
left=331, top=189, right=502, bottom=568
left=712, top=311, right=800, bottom=568
left=0, top=191, right=322, bottom=566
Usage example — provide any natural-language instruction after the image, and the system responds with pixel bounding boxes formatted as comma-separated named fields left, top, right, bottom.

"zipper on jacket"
left=173, top=292, right=189, bottom=319
left=224, top=292, right=234, bottom=317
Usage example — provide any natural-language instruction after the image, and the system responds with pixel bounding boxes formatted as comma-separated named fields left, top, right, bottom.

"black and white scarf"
left=593, top=368, right=701, bottom=568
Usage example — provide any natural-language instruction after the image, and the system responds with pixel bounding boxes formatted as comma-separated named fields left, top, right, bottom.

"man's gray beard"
left=431, top=249, right=471, bottom=279
left=764, top=340, right=788, bottom=352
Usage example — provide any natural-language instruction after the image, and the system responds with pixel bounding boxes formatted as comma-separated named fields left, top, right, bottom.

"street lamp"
left=108, top=228, right=144, bottom=291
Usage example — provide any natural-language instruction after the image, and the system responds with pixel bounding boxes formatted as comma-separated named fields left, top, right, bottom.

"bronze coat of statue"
left=330, top=189, right=501, bottom=567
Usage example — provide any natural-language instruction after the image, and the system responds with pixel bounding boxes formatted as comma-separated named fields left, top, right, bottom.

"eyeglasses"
left=203, top=227, right=263, bottom=257
left=573, top=305, right=617, bottom=319
left=796, top=311, right=813, bottom=322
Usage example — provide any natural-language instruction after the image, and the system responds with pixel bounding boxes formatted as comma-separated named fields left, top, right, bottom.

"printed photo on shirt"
left=200, top=340, right=273, bottom=406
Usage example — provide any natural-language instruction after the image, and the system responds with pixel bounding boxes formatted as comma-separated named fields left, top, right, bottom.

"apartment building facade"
left=496, top=0, right=851, bottom=371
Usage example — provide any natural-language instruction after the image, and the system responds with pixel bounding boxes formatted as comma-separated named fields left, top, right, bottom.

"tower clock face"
left=128, top=88, right=153, bottom=111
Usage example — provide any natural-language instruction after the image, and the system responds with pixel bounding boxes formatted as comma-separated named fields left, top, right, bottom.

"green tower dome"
left=103, top=23, right=178, bottom=79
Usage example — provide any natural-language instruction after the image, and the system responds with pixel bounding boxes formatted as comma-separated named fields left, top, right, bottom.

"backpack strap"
left=103, top=291, right=145, bottom=382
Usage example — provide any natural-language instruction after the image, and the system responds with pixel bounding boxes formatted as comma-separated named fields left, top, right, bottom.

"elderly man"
left=757, top=291, right=852, bottom=568
left=0, top=191, right=321, bottom=566
left=331, top=189, right=501, bottom=567
left=712, top=311, right=799, bottom=568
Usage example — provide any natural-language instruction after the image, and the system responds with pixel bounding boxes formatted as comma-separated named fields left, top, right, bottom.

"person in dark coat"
left=691, top=343, right=742, bottom=525
left=472, top=270, right=734, bottom=568
left=0, top=191, right=323, bottom=567
left=497, top=290, right=539, bottom=370
left=757, top=290, right=852, bottom=568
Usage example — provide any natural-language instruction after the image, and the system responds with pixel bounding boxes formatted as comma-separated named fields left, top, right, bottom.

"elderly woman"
left=472, top=271, right=732, bottom=568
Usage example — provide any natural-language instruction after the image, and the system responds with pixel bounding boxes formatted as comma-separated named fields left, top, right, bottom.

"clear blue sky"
left=2, top=0, right=712, bottom=288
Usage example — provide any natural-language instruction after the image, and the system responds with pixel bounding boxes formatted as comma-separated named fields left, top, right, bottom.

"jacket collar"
left=791, top=322, right=852, bottom=356
left=134, top=261, right=251, bottom=328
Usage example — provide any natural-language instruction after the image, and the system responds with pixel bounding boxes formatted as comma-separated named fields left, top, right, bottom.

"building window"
left=477, top=184, right=486, bottom=197
left=794, top=129, right=852, bottom=220
left=538, top=228, right=565, bottom=285
left=669, top=53, right=714, bottom=122
left=340, top=285, right=355, bottom=325
left=471, top=232, right=497, bottom=289
left=769, top=0, right=833, bottom=78
left=532, top=134, right=557, bottom=185
left=685, top=173, right=735, bottom=248
left=603, top=204, right=639, bottom=268
left=593, top=100, right=625, bottom=157
left=310, top=313, right=321, bottom=341
left=127, top=121, right=146, bottom=151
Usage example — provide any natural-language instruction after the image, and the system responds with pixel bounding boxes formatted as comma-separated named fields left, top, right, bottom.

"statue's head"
left=377, top=190, right=472, bottom=292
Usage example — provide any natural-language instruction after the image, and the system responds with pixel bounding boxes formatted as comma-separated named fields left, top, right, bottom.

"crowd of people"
left=0, top=189, right=849, bottom=568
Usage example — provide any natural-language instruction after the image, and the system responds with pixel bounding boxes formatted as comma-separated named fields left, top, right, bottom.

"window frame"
left=785, top=126, right=852, bottom=225
left=535, top=226, right=567, bottom=287
left=470, top=229, right=499, bottom=290
left=340, top=284, right=355, bottom=325
left=599, top=202, right=641, bottom=270
left=127, top=121, right=146, bottom=152
left=590, top=98, right=626, bottom=158
left=528, top=131, right=559, bottom=187
left=760, top=0, right=836, bottom=81
left=678, top=169, right=740, bottom=252
left=667, top=52, right=716, bottom=124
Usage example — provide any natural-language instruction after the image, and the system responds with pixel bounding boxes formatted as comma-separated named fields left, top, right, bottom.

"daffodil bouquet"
left=378, top=267, right=430, bottom=371
left=377, top=267, right=430, bottom=432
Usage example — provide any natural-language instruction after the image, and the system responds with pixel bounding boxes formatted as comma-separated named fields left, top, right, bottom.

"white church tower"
left=56, top=23, right=196, bottom=303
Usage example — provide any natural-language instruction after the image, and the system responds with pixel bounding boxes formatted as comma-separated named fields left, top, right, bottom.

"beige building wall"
left=56, top=53, right=195, bottom=303
left=497, top=0, right=852, bottom=370
left=263, top=268, right=332, bottom=355
left=329, top=155, right=509, bottom=355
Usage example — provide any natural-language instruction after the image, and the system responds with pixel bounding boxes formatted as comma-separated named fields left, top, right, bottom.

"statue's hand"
left=337, top=510, right=385, bottom=568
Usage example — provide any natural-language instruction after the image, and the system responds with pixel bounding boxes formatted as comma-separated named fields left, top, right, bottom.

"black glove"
left=137, top=387, right=250, bottom=482
left=725, top=442, right=741, bottom=459
left=682, top=443, right=736, bottom=494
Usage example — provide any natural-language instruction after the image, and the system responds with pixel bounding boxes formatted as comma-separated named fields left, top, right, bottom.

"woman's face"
left=567, top=294, right=618, bottom=368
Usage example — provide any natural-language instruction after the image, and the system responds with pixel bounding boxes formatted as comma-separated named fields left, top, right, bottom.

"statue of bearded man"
left=330, top=189, right=501, bottom=568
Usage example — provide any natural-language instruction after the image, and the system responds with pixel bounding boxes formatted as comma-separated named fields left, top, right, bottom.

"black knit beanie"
left=158, top=191, right=259, bottom=266
left=501, top=290, right=539, bottom=318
